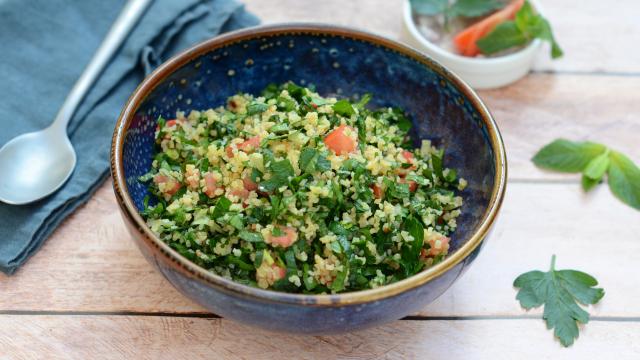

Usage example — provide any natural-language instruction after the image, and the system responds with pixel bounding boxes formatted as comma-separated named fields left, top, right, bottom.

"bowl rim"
left=111, top=23, right=507, bottom=307
left=401, top=0, right=542, bottom=67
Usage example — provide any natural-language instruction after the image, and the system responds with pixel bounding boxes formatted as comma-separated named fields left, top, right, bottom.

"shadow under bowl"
left=111, top=23, right=507, bottom=334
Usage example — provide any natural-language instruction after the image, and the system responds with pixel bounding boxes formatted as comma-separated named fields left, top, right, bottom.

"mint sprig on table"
left=514, top=255, right=605, bottom=347
left=411, top=0, right=503, bottom=24
left=476, top=1, right=563, bottom=58
left=533, top=139, right=640, bottom=210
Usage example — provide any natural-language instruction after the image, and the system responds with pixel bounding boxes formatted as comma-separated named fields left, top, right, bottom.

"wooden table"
left=2, top=1, right=639, bottom=358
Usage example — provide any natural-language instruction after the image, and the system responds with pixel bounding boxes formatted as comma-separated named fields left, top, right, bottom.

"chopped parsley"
left=140, top=82, right=465, bottom=293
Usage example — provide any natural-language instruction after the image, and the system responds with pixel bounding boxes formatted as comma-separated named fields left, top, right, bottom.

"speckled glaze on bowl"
left=111, top=24, right=507, bottom=334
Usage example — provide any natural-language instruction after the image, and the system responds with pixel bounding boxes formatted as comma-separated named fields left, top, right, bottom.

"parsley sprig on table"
left=533, top=139, right=640, bottom=210
left=514, top=255, right=605, bottom=347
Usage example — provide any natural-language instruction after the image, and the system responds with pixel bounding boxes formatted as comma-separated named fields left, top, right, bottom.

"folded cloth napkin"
left=0, top=0, right=259, bottom=274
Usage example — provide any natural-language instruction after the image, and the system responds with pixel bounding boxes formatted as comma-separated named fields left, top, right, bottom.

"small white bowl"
left=401, top=0, right=542, bottom=89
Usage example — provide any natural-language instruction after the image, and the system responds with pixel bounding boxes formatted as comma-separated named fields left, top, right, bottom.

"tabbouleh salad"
left=140, top=82, right=466, bottom=294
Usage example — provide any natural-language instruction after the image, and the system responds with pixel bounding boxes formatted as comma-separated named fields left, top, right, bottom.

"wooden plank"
left=479, top=74, right=640, bottom=181
left=418, top=180, right=640, bottom=317
left=2, top=180, right=638, bottom=318
left=243, top=0, right=640, bottom=74
left=0, top=316, right=637, bottom=359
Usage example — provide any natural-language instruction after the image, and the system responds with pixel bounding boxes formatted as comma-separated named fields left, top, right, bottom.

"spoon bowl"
left=0, top=127, right=76, bottom=204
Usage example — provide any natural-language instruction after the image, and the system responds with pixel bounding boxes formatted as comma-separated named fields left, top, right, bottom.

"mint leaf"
left=477, top=0, right=563, bottom=59
left=532, top=139, right=607, bottom=173
left=332, top=100, right=355, bottom=117
left=583, top=151, right=610, bottom=180
left=607, top=151, right=640, bottom=210
left=477, top=22, right=528, bottom=54
left=534, top=18, right=564, bottom=59
left=450, top=0, right=503, bottom=18
left=410, top=0, right=448, bottom=16
left=514, top=0, right=538, bottom=31
left=581, top=174, right=599, bottom=192
left=514, top=255, right=605, bottom=347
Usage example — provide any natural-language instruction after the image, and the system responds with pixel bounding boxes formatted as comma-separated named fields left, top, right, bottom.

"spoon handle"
left=50, top=0, right=153, bottom=132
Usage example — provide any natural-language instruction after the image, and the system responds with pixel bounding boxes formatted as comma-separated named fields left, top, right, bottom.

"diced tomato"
left=153, top=174, right=181, bottom=196
left=226, top=136, right=261, bottom=158
left=399, top=178, right=418, bottom=192
left=323, top=125, right=358, bottom=155
left=397, top=150, right=417, bottom=176
left=402, top=150, right=414, bottom=162
left=153, top=174, right=180, bottom=193
left=271, top=264, right=286, bottom=281
left=453, top=0, right=525, bottom=57
left=266, top=226, right=298, bottom=248
left=243, top=176, right=259, bottom=191
left=203, top=173, right=223, bottom=198
left=371, top=183, right=384, bottom=199
left=231, top=188, right=250, bottom=200
left=256, top=260, right=287, bottom=288
left=423, top=235, right=450, bottom=257
left=156, top=119, right=179, bottom=132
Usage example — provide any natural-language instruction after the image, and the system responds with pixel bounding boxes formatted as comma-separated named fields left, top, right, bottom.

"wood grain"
left=479, top=75, right=640, bottom=181
left=3, top=1, right=640, bottom=358
left=0, top=316, right=637, bottom=359
left=243, top=0, right=640, bottom=74
left=2, top=180, right=637, bottom=318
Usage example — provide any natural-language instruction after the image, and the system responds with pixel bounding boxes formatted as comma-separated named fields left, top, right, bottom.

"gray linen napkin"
left=0, top=0, right=259, bottom=274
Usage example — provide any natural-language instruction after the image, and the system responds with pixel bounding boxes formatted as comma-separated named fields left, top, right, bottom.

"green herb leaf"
left=583, top=151, right=610, bottom=180
left=211, top=196, right=231, bottom=219
left=238, top=230, right=264, bottom=243
left=259, top=159, right=295, bottom=192
left=302, top=263, right=317, bottom=291
left=228, top=214, right=244, bottom=230
left=261, top=83, right=279, bottom=99
left=581, top=174, right=599, bottom=192
left=476, top=22, right=528, bottom=54
left=532, top=139, right=607, bottom=173
left=541, top=19, right=564, bottom=59
left=607, top=151, right=640, bottom=210
left=450, top=0, right=503, bottom=18
left=477, top=1, right=563, bottom=59
left=269, top=195, right=283, bottom=222
left=299, top=147, right=318, bottom=173
left=404, top=216, right=425, bottom=258
left=246, top=102, right=269, bottom=115
left=315, top=154, right=332, bottom=172
left=354, top=93, right=372, bottom=111
left=332, top=100, right=355, bottom=117
left=286, top=82, right=305, bottom=101
left=513, top=255, right=605, bottom=347
left=330, top=263, right=348, bottom=292
left=409, top=0, right=448, bottom=16
left=269, top=123, right=289, bottom=134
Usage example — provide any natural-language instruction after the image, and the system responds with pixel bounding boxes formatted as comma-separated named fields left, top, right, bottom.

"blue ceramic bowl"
left=111, top=24, right=506, bottom=334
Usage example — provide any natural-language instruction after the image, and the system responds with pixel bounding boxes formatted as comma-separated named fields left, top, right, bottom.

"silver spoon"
left=0, top=0, right=152, bottom=205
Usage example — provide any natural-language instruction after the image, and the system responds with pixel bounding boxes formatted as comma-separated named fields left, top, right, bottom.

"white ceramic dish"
left=401, top=0, right=542, bottom=89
